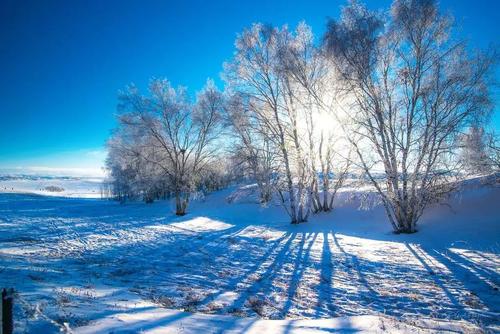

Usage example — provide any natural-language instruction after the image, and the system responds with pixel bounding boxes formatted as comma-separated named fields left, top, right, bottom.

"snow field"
left=0, top=178, right=498, bottom=333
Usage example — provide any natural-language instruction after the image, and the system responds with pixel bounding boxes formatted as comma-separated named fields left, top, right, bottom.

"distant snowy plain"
left=0, top=176, right=498, bottom=333
left=0, top=175, right=105, bottom=198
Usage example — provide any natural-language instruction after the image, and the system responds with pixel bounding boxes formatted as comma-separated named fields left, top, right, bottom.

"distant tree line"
left=106, top=0, right=498, bottom=232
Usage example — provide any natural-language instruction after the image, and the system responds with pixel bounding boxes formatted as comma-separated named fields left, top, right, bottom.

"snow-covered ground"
left=0, top=177, right=498, bottom=333
left=0, top=175, right=105, bottom=198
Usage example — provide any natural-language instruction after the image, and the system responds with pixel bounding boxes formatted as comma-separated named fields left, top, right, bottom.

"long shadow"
left=425, top=247, right=500, bottom=317
left=316, top=232, right=334, bottom=317
left=192, top=231, right=292, bottom=309
left=326, top=234, right=440, bottom=318
left=218, top=233, right=300, bottom=333
left=446, top=250, right=500, bottom=286
left=405, top=243, right=462, bottom=308
left=225, top=232, right=298, bottom=313
left=101, top=224, right=246, bottom=318
left=282, top=232, right=318, bottom=317
left=331, top=232, right=377, bottom=297
left=469, top=249, right=500, bottom=265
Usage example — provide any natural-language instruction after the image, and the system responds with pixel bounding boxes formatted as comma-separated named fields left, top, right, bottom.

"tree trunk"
left=175, top=191, right=188, bottom=216
left=394, top=211, right=417, bottom=234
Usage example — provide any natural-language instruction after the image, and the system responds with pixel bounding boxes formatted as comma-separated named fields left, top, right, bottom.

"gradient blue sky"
left=0, top=0, right=499, bottom=176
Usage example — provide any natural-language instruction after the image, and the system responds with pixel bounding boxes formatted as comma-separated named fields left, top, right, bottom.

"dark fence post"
left=1, top=288, right=14, bottom=334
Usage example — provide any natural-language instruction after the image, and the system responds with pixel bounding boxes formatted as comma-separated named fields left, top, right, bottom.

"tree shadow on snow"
left=2, top=192, right=499, bottom=331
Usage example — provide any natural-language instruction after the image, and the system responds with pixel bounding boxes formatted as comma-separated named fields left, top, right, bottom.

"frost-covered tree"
left=459, top=126, right=492, bottom=175
left=225, top=94, right=277, bottom=203
left=224, top=22, right=350, bottom=222
left=106, top=130, right=169, bottom=203
left=310, top=133, right=351, bottom=212
left=323, top=0, right=495, bottom=233
left=224, top=23, right=327, bottom=223
left=110, top=79, right=224, bottom=215
left=224, top=23, right=309, bottom=223
left=278, top=22, right=350, bottom=213
left=486, top=131, right=500, bottom=171
left=105, top=142, right=139, bottom=202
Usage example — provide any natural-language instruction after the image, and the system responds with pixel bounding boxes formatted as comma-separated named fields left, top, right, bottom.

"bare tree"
left=224, top=24, right=307, bottom=223
left=323, top=0, right=495, bottom=233
left=225, top=22, right=351, bottom=221
left=114, top=79, right=223, bottom=215
left=311, top=133, right=351, bottom=212
left=225, top=94, right=277, bottom=203
left=278, top=22, right=350, bottom=213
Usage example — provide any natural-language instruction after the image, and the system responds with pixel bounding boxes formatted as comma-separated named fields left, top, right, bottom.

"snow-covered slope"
left=0, top=176, right=498, bottom=333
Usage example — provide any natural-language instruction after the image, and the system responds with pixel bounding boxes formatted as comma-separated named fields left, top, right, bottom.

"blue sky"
left=0, top=0, right=498, bottom=176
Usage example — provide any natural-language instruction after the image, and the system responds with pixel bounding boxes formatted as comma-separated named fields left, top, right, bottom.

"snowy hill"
left=0, top=176, right=498, bottom=333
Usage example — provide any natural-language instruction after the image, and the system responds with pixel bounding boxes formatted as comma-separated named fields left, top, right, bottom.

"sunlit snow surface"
left=0, top=177, right=498, bottom=333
